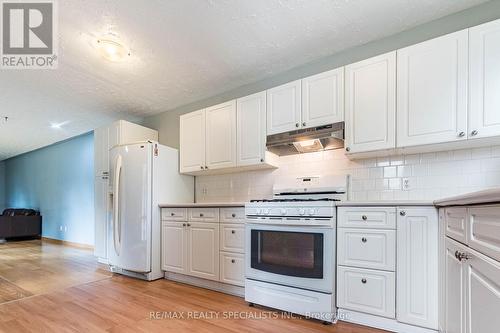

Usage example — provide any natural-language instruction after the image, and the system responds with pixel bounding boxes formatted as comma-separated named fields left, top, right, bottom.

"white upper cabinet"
left=237, top=92, right=266, bottom=166
left=469, top=19, right=500, bottom=139
left=397, top=30, right=468, bottom=147
left=94, top=126, right=109, bottom=176
left=266, top=80, right=302, bottom=135
left=205, top=101, right=237, bottom=170
left=302, top=68, right=344, bottom=128
left=180, top=110, right=206, bottom=173
left=345, top=52, right=396, bottom=153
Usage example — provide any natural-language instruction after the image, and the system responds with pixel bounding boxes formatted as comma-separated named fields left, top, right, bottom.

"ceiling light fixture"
left=50, top=121, right=67, bottom=130
left=96, top=38, right=131, bottom=62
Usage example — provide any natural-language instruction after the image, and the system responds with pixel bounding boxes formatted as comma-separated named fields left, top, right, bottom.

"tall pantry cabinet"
left=93, top=120, right=158, bottom=262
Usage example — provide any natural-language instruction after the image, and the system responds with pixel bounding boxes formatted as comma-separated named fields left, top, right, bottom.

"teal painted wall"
left=4, top=132, right=94, bottom=245
left=144, top=0, right=500, bottom=149
left=0, top=161, right=5, bottom=212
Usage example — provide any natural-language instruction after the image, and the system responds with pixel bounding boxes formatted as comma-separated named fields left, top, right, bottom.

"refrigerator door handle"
left=113, top=155, right=123, bottom=256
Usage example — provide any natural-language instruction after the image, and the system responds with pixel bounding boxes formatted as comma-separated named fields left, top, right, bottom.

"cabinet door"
left=302, top=67, right=344, bottom=128
left=94, top=176, right=108, bottom=259
left=466, top=247, right=500, bottom=333
left=236, top=92, right=266, bottom=166
left=266, top=80, right=301, bottom=135
left=187, top=222, right=219, bottom=281
left=397, top=207, right=438, bottom=329
left=161, top=222, right=187, bottom=274
left=220, top=252, right=245, bottom=286
left=345, top=52, right=396, bottom=153
left=469, top=19, right=500, bottom=139
left=205, top=101, right=237, bottom=170
left=445, top=238, right=467, bottom=333
left=397, top=30, right=468, bottom=147
left=180, top=110, right=206, bottom=173
left=93, top=126, right=109, bottom=177
left=468, top=205, right=500, bottom=262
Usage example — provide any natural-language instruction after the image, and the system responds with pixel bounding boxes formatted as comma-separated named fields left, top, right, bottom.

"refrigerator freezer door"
left=109, top=143, right=152, bottom=273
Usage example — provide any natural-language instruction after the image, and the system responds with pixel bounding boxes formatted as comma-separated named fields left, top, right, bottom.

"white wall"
left=195, top=146, right=500, bottom=203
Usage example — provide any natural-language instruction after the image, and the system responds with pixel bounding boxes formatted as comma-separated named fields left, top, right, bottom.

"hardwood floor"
left=0, top=239, right=111, bottom=303
left=0, top=240, right=387, bottom=333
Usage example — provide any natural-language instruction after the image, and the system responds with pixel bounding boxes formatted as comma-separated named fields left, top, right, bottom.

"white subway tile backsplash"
left=195, top=145, right=500, bottom=203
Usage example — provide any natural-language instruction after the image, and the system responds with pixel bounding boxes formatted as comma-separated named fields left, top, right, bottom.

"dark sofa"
left=0, top=209, right=42, bottom=241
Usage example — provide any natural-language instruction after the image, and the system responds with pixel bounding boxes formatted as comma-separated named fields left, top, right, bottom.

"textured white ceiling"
left=0, top=0, right=488, bottom=160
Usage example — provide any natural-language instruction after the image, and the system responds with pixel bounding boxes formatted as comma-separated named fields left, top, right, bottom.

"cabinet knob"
left=471, top=130, right=478, bottom=136
left=361, top=278, right=367, bottom=284
left=302, top=122, right=306, bottom=127
left=231, top=213, right=236, bottom=218
left=186, top=223, right=191, bottom=227
left=231, top=259, right=236, bottom=264
left=200, top=166, right=204, bottom=170
left=231, top=230, right=236, bottom=234
left=205, top=166, right=208, bottom=169
left=171, top=213, right=175, bottom=216
left=400, top=211, right=406, bottom=216
left=295, top=123, right=299, bottom=128
left=260, top=158, right=264, bottom=163
left=182, top=223, right=186, bottom=227
left=362, top=215, right=367, bottom=221
left=361, top=237, right=367, bottom=243
left=346, top=147, right=351, bottom=152
left=199, top=213, right=204, bottom=217
left=458, top=131, right=465, bottom=137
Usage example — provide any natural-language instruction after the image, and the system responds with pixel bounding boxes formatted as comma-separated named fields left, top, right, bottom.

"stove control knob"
left=298, top=208, right=305, bottom=216
left=280, top=209, right=287, bottom=215
left=308, top=209, right=315, bottom=215
left=256, top=209, right=262, bottom=214
left=263, top=209, right=269, bottom=215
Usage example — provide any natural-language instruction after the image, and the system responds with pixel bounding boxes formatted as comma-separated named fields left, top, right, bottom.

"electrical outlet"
left=64, top=226, right=68, bottom=232
left=59, top=225, right=63, bottom=231
left=402, top=178, right=412, bottom=191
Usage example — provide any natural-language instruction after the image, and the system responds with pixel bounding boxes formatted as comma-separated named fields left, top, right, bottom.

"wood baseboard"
left=41, top=237, right=94, bottom=250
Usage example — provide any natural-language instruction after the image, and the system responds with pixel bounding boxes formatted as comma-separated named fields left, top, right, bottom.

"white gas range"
left=244, top=175, right=348, bottom=324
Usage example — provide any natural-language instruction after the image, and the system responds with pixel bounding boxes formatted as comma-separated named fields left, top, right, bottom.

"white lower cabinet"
left=337, top=266, right=396, bottom=318
left=337, top=206, right=438, bottom=332
left=161, top=207, right=244, bottom=287
left=187, top=222, right=219, bottom=281
left=397, top=207, right=439, bottom=329
left=161, top=222, right=187, bottom=274
left=220, top=252, right=244, bottom=286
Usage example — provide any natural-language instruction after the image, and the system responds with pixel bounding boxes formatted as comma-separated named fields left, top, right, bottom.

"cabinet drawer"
left=220, top=207, right=245, bottom=223
left=161, top=208, right=188, bottom=221
left=338, top=207, right=396, bottom=229
left=188, top=208, right=219, bottom=222
left=338, top=229, right=396, bottom=271
left=337, top=266, right=395, bottom=318
left=220, top=252, right=245, bottom=286
left=445, top=207, right=467, bottom=244
left=220, top=224, right=244, bottom=253
left=469, top=205, right=500, bottom=262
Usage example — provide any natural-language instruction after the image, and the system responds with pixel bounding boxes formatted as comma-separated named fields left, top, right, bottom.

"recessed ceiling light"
left=96, top=38, right=131, bottom=62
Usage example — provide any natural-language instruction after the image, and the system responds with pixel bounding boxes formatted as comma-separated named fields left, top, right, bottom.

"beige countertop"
left=434, top=188, right=500, bottom=207
left=337, top=200, right=435, bottom=207
left=159, top=202, right=245, bottom=208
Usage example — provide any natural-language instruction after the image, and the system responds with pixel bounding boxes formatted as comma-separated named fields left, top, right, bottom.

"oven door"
left=245, top=223, right=335, bottom=293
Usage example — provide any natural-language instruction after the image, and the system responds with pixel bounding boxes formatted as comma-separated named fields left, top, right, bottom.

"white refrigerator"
left=108, top=141, right=193, bottom=281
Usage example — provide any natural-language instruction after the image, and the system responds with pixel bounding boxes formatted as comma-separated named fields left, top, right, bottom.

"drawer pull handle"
left=455, top=250, right=470, bottom=262
left=362, top=215, right=367, bottom=221
left=361, top=278, right=367, bottom=284
left=231, top=259, right=235, bottom=263
left=361, top=237, right=367, bottom=243
left=231, top=213, right=236, bottom=218
left=231, top=230, right=236, bottom=234
left=199, top=213, right=204, bottom=217
left=171, top=213, right=175, bottom=216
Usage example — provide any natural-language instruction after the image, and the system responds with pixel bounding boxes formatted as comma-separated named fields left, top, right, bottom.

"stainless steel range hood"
left=266, top=122, right=344, bottom=156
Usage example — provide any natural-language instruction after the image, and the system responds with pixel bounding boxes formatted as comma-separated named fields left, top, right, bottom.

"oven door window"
left=251, top=230, right=323, bottom=278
